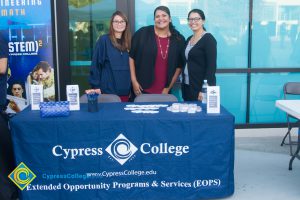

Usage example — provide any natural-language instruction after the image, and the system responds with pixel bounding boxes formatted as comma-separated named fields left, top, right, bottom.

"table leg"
left=289, top=128, right=300, bottom=170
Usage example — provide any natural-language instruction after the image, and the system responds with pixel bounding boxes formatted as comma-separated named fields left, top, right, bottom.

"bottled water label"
left=202, top=89, right=207, bottom=104
left=202, top=80, right=208, bottom=104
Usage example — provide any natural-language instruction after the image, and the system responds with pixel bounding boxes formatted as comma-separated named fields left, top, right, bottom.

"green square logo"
left=8, top=162, right=36, bottom=190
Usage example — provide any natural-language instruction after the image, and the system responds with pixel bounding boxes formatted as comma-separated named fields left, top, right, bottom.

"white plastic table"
left=276, top=100, right=300, bottom=170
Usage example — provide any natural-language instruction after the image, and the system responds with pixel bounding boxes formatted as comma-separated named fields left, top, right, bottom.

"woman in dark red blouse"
left=129, top=6, right=185, bottom=100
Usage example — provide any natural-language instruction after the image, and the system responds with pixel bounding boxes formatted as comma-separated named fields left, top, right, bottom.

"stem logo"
left=106, top=134, right=138, bottom=165
left=8, top=162, right=36, bottom=190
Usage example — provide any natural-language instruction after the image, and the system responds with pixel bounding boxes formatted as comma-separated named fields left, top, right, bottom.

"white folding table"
left=276, top=100, right=300, bottom=170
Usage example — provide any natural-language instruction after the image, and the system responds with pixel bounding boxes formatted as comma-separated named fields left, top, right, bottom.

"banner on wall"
left=0, top=0, right=55, bottom=113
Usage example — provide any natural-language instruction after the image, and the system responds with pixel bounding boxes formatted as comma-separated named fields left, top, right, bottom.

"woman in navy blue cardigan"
left=89, top=11, right=131, bottom=101
left=182, top=9, right=217, bottom=101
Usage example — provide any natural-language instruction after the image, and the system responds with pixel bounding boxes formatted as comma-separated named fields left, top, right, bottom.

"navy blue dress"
left=89, top=34, right=131, bottom=96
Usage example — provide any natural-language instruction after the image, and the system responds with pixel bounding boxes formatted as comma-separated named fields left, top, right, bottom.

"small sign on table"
left=66, top=85, right=80, bottom=111
left=207, top=86, right=220, bottom=114
left=30, top=85, right=43, bottom=110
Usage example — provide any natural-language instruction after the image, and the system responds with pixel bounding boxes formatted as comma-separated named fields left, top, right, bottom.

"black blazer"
left=183, top=33, right=217, bottom=93
left=129, top=25, right=185, bottom=89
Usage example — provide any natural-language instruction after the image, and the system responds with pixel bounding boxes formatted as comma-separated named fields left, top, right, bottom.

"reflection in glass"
left=252, top=0, right=300, bottom=68
left=250, top=73, right=300, bottom=123
left=216, top=74, right=247, bottom=124
left=69, top=0, right=115, bottom=64
left=68, top=0, right=116, bottom=94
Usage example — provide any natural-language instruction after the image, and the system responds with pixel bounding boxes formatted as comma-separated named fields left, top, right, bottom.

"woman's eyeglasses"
left=112, top=20, right=126, bottom=25
left=187, top=17, right=202, bottom=23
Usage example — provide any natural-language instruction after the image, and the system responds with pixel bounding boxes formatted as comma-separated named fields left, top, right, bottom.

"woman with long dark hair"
left=182, top=9, right=217, bottom=101
left=129, top=6, right=185, bottom=100
left=89, top=11, right=131, bottom=101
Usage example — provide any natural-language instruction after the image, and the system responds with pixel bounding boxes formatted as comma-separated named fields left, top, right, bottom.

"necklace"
left=157, top=35, right=170, bottom=60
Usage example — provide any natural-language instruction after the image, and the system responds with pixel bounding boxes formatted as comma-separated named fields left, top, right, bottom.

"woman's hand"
left=162, top=88, right=170, bottom=94
left=198, top=92, right=203, bottom=101
left=85, top=89, right=101, bottom=94
left=132, top=80, right=143, bottom=95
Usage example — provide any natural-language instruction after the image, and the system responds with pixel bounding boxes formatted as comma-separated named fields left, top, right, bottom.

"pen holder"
left=40, top=101, right=70, bottom=118
left=87, top=94, right=99, bottom=112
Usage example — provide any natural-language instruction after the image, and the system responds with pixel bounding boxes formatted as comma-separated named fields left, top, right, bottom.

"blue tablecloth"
left=10, top=102, right=235, bottom=200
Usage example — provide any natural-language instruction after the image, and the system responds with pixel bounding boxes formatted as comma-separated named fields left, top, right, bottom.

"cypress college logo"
left=8, top=162, right=36, bottom=190
left=105, top=134, right=138, bottom=165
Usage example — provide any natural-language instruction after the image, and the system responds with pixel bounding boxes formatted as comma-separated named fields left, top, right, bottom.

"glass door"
left=68, top=0, right=117, bottom=94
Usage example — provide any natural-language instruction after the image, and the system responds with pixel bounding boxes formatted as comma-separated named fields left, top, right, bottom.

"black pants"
left=0, top=111, right=18, bottom=200
left=182, top=84, right=199, bottom=101
left=128, top=87, right=136, bottom=102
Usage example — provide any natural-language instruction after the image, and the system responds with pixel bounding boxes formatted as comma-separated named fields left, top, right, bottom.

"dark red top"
left=119, top=95, right=129, bottom=102
left=144, top=36, right=169, bottom=94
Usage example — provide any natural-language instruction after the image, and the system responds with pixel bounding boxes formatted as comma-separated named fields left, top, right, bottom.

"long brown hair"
left=109, top=11, right=131, bottom=51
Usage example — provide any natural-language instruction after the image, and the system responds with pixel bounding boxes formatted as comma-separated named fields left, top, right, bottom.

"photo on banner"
left=0, top=0, right=55, bottom=113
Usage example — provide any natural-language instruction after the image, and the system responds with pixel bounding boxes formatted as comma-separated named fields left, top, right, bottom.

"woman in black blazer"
left=129, top=6, right=185, bottom=100
left=182, top=9, right=217, bottom=101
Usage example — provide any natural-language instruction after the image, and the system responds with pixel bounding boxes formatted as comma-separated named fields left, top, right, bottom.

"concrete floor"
left=217, top=128, right=300, bottom=200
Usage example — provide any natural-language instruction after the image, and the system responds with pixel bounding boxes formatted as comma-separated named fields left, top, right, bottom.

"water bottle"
left=202, top=80, right=208, bottom=104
